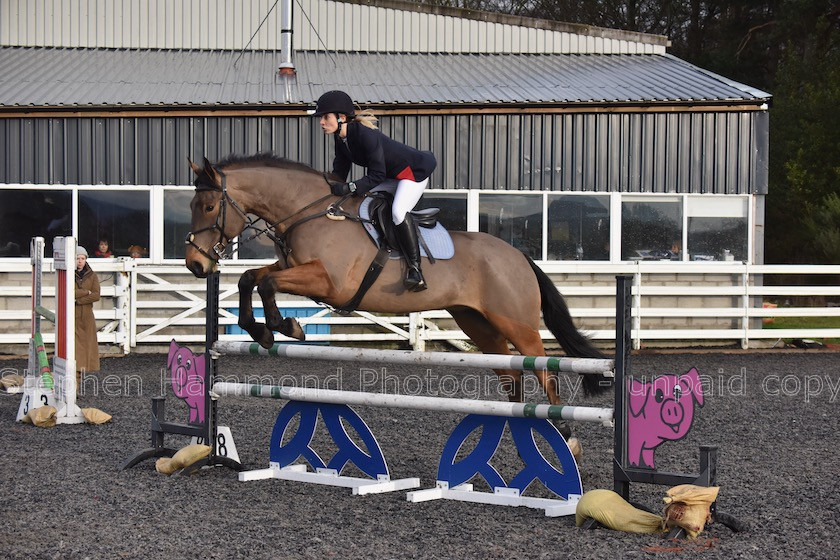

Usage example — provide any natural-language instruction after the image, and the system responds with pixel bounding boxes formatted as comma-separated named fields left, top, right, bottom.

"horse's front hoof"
left=248, top=324, right=275, bottom=349
left=257, top=332, right=276, bottom=349
left=282, top=317, right=306, bottom=341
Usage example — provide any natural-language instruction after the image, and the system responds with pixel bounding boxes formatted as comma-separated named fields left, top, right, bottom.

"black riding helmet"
left=313, top=90, right=356, bottom=118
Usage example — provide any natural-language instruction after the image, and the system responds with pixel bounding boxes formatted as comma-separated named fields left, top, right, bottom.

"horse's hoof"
left=282, top=317, right=306, bottom=341
left=567, top=437, right=583, bottom=463
left=256, top=330, right=275, bottom=350
left=257, top=329, right=274, bottom=350
left=552, top=419, right=573, bottom=440
left=249, top=325, right=275, bottom=349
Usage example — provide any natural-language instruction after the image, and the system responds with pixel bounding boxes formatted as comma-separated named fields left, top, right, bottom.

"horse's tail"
left=524, top=253, right=612, bottom=396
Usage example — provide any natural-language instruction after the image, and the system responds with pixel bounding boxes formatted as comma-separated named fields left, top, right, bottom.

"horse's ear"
left=188, top=158, right=202, bottom=176
left=202, top=156, right=222, bottom=188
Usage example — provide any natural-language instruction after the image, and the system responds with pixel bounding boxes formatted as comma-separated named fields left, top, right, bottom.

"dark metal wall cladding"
left=0, top=111, right=768, bottom=194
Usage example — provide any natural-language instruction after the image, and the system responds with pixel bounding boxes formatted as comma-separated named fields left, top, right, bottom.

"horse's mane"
left=215, top=152, right=322, bottom=176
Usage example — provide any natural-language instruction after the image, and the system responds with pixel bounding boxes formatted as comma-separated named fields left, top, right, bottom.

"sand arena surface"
left=2, top=351, right=839, bottom=559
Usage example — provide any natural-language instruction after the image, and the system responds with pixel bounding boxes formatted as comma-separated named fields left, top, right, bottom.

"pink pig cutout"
left=167, top=340, right=207, bottom=426
left=626, top=367, right=704, bottom=469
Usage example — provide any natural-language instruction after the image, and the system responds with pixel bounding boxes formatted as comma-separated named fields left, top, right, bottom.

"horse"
left=184, top=153, right=610, bottom=420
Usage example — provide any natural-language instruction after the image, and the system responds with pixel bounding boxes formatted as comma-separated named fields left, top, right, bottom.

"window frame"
left=0, top=184, right=754, bottom=265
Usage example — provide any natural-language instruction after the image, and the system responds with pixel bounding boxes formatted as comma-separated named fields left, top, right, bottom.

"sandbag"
left=155, top=457, right=181, bottom=475
left=576, top=489, right=665, bottom=534
left=0, top=374, right=24, bottom=391
left=156, top=444, right=211, bottom=475
left=663, top=484, right=720, bottom=538
left=22, top=405, right=57, bottom=428
left=172, top=443, right=211, bottom=468
left=81, top=408, right=112, bottom=425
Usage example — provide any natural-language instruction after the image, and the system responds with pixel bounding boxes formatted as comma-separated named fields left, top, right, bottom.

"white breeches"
left=391, top=178, right=428, bottom=224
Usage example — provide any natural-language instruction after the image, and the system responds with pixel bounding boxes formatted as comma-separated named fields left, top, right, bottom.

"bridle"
left=185, top=167, right=342, bottom=263
left=185, top=169, right=254, bottom=262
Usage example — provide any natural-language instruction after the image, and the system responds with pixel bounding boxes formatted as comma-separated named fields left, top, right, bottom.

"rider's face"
left=320, top=113, right=342, bottom=135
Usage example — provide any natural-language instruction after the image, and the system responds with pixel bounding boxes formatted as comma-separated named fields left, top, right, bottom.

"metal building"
left=0, top=0, right=779, bottom=351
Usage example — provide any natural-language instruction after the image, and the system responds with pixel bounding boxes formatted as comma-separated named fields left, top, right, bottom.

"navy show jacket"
left=332, top=122, right=437, bottom=194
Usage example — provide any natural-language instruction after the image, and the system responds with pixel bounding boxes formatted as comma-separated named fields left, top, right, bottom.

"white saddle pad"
left=358, top=186, right=455, bottom=260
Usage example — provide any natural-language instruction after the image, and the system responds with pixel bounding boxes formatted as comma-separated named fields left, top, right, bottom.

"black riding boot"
left=395, top=216, right=427, bottom=292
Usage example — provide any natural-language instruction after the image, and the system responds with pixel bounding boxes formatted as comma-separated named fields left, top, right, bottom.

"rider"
left=313, top=90, right=437, bottom=292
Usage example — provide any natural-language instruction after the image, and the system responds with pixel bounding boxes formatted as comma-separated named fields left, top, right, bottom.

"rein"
left=186, top=169, right=357, bottom=262
left=260, top=174, right=358, bottom=257
left=186, top=166, right=396, bottom=315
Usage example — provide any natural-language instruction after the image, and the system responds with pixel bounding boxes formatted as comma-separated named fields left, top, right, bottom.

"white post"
left=741, top=265, right=750, bottom=349
left=16, top=238, right=52, bottom=415
left=128, top=258, right=138, bottom=348
left=115, top=263, right=131, bottom=354
left=409, top=311, right=424, bottom=352
left=31, top=236, right=43, bottom=338
left=52, top=236, right=84, bottom=424
left=633, top=268, right=642, bottom=350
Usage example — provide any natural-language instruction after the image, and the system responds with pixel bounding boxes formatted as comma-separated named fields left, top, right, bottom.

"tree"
left=804, top=193, right=840, bottom=262
left=420, top=1, right=840, bottom=262
left=766, top=7, right=840, bottom=263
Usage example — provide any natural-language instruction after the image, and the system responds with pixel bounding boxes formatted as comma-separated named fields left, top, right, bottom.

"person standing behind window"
left=75, top=246, right=100, bottom=382
left=94, top=238, right=112, bottom=258
left=128, top=245, right=145, bottom=258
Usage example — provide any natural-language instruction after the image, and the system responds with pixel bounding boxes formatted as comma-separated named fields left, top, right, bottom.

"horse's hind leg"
left=477, top=310, right=571, bottom=406
left=451, top=307, right=564, bottom=406
left=476, top=310, right=581, bottom=455
left=449, top=308, right=524, bottom=402
left=451, top=307, right=581, bottom=460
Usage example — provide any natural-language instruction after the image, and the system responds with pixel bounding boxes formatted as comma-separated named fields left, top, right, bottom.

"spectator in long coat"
left=75, top=246, right=100, bottom=378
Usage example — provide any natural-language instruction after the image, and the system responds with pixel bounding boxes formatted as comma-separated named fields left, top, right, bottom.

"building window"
left=686, top=197, right=748, bottom=261
left=79, top=190, right=150, bottom=258
left=417, top=192, right=467, bottom=231
left=0, top=189, right=72, bottom=257
left=479, top=193, right=542, bottom=260
left=163, top=190, right=193, bottom=260
left=547, top=195, right=610, bottom=261
left=621, top=198, right=682, bottom=261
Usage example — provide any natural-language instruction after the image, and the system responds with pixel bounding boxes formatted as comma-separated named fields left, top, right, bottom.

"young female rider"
left=313, top=90, right=437, bottom=292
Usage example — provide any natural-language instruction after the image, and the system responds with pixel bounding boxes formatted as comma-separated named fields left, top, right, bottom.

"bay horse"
left=185, top=154, right=610, bottom=415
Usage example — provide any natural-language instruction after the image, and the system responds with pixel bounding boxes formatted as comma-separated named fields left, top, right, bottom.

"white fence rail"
left=1, top=260, right=838, bottom=352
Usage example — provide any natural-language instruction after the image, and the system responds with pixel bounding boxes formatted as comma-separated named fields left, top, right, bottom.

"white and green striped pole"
left=212, top=341, right=614, bottom=377
left=213, top=382, right=614, bottom=425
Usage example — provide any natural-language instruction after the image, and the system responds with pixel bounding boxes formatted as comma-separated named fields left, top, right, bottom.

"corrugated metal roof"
left=0, top=47, right=770, bottom=109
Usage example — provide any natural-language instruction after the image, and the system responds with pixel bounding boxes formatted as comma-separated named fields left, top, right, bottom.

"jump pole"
left=213, top=382, right=614, bottom=425
left=212, top=341, right=615, bottom=377
left=7, top=237, right=48, bottom=396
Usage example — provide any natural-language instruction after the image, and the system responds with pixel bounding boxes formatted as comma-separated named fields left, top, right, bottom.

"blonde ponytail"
left=354, top=108, right=379, bottom=130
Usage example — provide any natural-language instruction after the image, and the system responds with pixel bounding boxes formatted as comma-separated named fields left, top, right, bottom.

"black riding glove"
left=331, top=181, right=357, bottom=196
